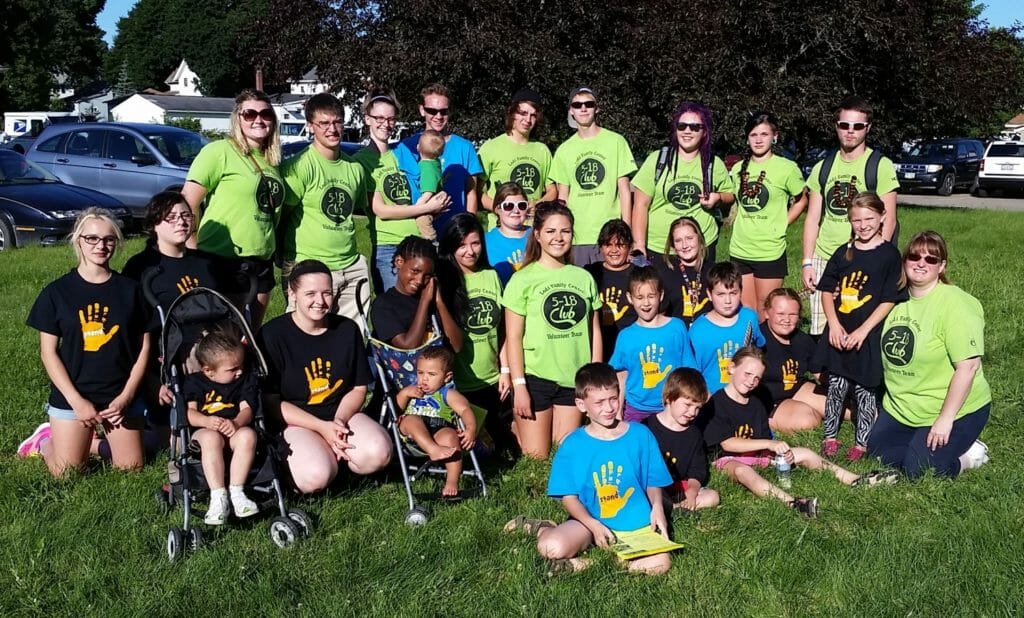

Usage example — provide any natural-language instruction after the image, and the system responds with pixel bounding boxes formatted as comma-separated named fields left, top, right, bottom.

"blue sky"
left=96, top=0, right=1022, bottom=45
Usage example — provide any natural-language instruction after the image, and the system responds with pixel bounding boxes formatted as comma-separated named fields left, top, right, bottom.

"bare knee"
left=537, top=533, right=577, bottom=560
left=434, top=428, right=459, bottom=448
left=629, top=552, right=671, bottom=575
left=232, top=427, right=257, bottom=449
left=290, top=459, right=335, bottom=494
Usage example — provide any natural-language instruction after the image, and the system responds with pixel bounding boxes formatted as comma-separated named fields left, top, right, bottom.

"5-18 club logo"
left=882, top=325, right=914, bottom=366
left=321, top=187, right=354, bottom=224
left=466, top=297, right=501, bottom=335
left=543, top=291, right=587, bottom=330
left=574, top=158, right=605, bottom=190
left=666, top=181, right=701, bottom=210
left=510, top=163, right=541, bottom=194
left=382, top=172, right=412, bottom=205
left=256, top=176, right=285, bottom=214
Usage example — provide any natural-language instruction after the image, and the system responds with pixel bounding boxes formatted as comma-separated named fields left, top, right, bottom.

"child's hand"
left=322, top=418, right=352, bottom=461
left=218, top=419, right=237, bottom=437
left=513, top=384, right=533, bottom=420
left=772, top=440, right=794, bottom=462
left=699, top=192, right=721, bottom=209
left=400, top=384, right=425, bottom=399
left=587, top=521, right=617, bottom=548
left=98, top=393, right=129, bottom=427
left=158, top=384, right=175, bottom=406
left=458, top=426, right=476, bottom=450
left=422, top=276, right=437, bottom=303
left=828, top=323, right=849, bottom=350
left=497, top=373, right=511, bottom=401
left=844, top=326, right=868, bottom=351
left=650, top=506, right=669, bottom=539
left=427, top=191, right=450, bottom=214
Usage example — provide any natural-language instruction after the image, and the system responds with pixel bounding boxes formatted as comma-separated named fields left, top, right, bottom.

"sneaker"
left=230, top=489, right=259, bottom=518
left=204, top=491, right=230, bottom=525
left=852, top=470, right=900, bottom=487
left=821, top=438, right=841, bottom=458
left=846, top=445, right=867, bottom=462
left=960, top=439, right=990, bottom=471
left=791, top=496, right=819, bottom=518
left=17, top=423, right=51, bottom=458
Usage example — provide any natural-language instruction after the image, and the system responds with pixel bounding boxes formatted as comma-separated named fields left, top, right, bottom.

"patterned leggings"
left=824, top=374, right=879, bottom=447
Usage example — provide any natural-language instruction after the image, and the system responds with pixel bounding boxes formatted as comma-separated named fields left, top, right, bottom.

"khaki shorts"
left=807, top=255, right=828, bottom=336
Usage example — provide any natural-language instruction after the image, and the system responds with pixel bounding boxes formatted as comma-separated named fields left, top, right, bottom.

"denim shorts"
left=46, top=397, right=147, bottom=422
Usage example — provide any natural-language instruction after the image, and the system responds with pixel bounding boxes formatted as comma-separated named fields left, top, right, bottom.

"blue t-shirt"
left=689, top=307, right=766, bottom=393
left=485, top=226, right=531, bottom=286
left=548, top=423, right=672, bottom=532
left=394, top=132, right=484, bottom=232
left=610, top=318, right=695, bottom=413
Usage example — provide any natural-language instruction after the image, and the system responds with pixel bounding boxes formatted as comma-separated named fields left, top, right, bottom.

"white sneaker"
left=230, top=489, right=259, bottom=518
left=961, top=439, right=989, bottom=471
left=205, top=491, right=230, bottom=525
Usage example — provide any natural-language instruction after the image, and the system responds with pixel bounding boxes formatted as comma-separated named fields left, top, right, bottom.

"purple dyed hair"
left=668, top=101, right=714, bottom=198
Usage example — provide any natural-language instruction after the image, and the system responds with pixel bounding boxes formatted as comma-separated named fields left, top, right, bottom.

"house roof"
left=299, top=67, right=319, bottom=82
left=125, top=93, right=309, bottom=114
left=1007, top=112, right=1024, bottom=127
left=165, top=60, right=191, bottom=85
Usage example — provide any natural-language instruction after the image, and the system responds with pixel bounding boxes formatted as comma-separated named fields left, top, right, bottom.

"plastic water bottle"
left=775, top=454, right=792, bottom=489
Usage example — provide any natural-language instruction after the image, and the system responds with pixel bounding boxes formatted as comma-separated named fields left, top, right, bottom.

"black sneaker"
left=791, top=496, right=819, bottom=518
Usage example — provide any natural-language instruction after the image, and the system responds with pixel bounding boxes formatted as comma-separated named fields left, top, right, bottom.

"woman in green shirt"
left=868, top=231, right=991, bottom=479
left=183, top=89, right=284, bottom=326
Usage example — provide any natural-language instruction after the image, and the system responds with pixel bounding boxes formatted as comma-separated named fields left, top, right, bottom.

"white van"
left=2, top=112, right=76, bottom=141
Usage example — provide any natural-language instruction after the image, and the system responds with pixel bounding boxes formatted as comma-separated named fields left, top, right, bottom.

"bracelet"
left=512, top=378, right=527, bottom=386
left=500, top=366, right=510, bottom=374
left=801, top=263, right=814, bottom=269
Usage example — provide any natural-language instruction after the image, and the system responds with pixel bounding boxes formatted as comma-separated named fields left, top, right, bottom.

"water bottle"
left=775, top=454, right=792, bottom=489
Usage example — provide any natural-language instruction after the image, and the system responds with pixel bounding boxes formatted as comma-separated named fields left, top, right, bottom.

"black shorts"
left=217, top=255, right=276, bottom=295
left=732, top=254, right=788, bottom=279
left=525, top=375, right=576, bottom=411
left=400, top=415, right=456, bottom=445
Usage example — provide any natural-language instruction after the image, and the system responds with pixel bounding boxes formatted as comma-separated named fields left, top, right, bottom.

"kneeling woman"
left=20, top=209, right=151, bottom=476
left=258, top=260, right=392, bottom=493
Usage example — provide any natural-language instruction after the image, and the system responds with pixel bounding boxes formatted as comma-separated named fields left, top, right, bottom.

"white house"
left=1002, top=112, right=1024, bottom=140
left=165, top=60, right=203, bottom=96
left=289, top=67, right=331, bottom=96
left=111, top=93, right=311, bottom=134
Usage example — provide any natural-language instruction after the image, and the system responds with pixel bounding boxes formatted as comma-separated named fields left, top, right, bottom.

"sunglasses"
left=80, top=235, right=118, bottom=246
left=906, top=252, right=941, bottom=265
left=676, top=122, right=705, bottom=132
left=837, top=121, right=869, bottom=131
left=240, top=108, right=276, bottom=122
left=423, top=107, right=449, bottom=116
left=570, top=100, right=597, bottom=110
left=499, top=200, right=528, bottom=212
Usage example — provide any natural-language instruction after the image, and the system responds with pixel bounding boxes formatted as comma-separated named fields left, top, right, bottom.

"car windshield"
left=0, top=152, right=59, bottom=184
left=908, top=142, right=955, bottom=158
left=143, top=130, right=208, bottom=166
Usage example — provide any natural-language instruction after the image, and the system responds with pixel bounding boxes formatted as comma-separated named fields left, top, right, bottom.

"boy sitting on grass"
left=505, top=362, right=674, bottom=574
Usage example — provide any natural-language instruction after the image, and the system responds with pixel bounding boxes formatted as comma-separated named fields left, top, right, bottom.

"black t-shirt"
left=702, top=389, right=771, bottom=457
left=183, top=371, right=257, bottom=421
left=257, top=313, right=371, bottom=421
left=370, top=287, right=434, bottom=345
left=814, top=241, right=907, bottom=387
left=642, top=414, right=709, bottom=486
left=654, top=256, right=711, bottom=326
left=122, top=245, right=220, bottom=330
left=26, top=270, right=150, bottom=409
left=759, top=321, right=818, bottom=403
left=584, top=262, right=637, bottom=361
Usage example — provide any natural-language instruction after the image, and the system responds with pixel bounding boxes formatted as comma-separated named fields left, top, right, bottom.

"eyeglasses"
left=80, top=235, right=118, bottom=246
left=906, top=252, right=941, bottom=265
left=837, top=121, right=869, bottom=131
left=570, top=101, right=597, bottom=110
left=423, top=107, right=449, bottom=116
left=163, top=212, right=194, bottom=224
left=240, top=108, right=276, bottom=122
left=312, top=119, right=343, bottom=130
left=367, top=114, right=397, bottom=125
left=499, top=200, right=528, bottom=212
left=676, top=122, right=705, bottom=132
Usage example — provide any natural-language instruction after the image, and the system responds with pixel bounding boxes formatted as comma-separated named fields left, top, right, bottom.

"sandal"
left=845, top=445, right=868, bottom=462
left=790, top=496, right=819, bottom=518
left=821, top=438, right=841, bottom=458
left=503, top=515, right=556, bottom=536
left=852, top=470, right=899, bottom=487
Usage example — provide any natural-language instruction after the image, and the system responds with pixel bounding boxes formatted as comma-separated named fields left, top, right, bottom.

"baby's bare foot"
left=423, top=442, right=457, bottom=462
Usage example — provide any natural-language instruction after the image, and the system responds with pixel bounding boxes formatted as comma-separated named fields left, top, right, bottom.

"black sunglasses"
left=837, top=121, right=869, bottom=131
left=499, top=200, right=528, bottom=212
left=570, top=100, right=597, bottom=109
left=240, top=108, right=276, bottom=122
left=423, top=107, right=449, bottom=116
left=906, top=252, right=941, bottom=265
left=676, top=122, right=705, bottom=132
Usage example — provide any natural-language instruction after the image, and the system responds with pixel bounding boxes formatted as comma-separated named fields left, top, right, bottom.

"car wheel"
left=0, top=217, right=15, bottom=250
left=937, top=173, right=955, bottom=196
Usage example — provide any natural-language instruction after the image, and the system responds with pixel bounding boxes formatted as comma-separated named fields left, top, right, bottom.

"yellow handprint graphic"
left=176, top=275, right=200, bottom=294
left=507, top=249, right=525, bottom=272
left=717, top=341, right=740, bottom=384
left=78, top=303, right=120, bottom=352
left=201, top=391, right=235, bottom=415
left=838, top=271, right=873, bottom=314
left=305, top=358, right=344, bottom=405
left=600, top=286, right=630, bottom=325
left=639, top=344, right=673, bottom=389
left=734, top=423, right=754, bottom=439
left=681, top=282, right=709, bottom=318
left=782, top=358, right=798, bottom=391
left=593, top=461, right=634, bottom=519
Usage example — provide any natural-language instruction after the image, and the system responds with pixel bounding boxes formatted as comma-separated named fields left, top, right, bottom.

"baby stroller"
left=144, top=270, right=312, bottom=561
left=368, top=334, right=489, bottom=526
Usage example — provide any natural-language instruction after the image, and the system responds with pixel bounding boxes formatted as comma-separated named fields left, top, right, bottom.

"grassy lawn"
left=1, top=207, right=1022, bottom=616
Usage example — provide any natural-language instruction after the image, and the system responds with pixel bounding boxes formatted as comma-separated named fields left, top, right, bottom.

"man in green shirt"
left=550, top=87, right=637, bottom=265
left=279, top=93, right=370, bottom=322
left=801, top=96, right=899, bottom=335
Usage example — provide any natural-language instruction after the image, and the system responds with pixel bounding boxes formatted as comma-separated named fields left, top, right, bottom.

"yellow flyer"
left=608, top=527, right=684, bottom=560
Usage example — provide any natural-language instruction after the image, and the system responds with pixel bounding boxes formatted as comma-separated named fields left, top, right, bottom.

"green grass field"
left=2, top=207, right=1022, bottom=616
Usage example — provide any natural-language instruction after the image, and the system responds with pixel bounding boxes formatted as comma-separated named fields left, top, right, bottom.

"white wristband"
left=512, top=378, right=527, bottom=386
left=500, top=366, right=510, bottom=374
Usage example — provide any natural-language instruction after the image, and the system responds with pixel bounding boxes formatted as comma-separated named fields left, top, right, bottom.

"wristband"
left=801, top=263, right=814, bottom=269
left=512, top=378, right=527, bottom=386
left=500, top=366, right=510, bottom=374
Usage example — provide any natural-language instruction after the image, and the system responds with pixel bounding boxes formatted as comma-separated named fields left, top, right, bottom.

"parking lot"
left=898, top=192, right=1024, bottom=212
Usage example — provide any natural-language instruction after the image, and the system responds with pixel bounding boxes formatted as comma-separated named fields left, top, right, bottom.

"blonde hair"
left=904, top=230, right=951, bottom=284
left=362, top=87, right=400, bottom=116
left=845, top=192, right=885, bottom=261
left=228, top=89, right=281, bottom=166
left=418, top=130, right=446, bottom=159
left=69, top=207, right=123, bottom=262
left=664, top=216, right=706, bottom=271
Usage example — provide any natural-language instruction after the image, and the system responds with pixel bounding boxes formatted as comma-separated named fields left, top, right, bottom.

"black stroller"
left=145, top=271, right=312, bottom=561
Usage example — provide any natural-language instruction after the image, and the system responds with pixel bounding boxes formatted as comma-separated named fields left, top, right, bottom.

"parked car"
left=26, top=122, right=208, bottom=220
left=895, top=138, right=983, bottom=195
left=0, top=150, right=130, bottom=250
left=281, top=140, right=363, bottom=160
left=975, top=140, right=1024, bottom=196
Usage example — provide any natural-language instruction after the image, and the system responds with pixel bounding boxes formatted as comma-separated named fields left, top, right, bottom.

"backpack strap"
left=864, top=148, right=883, bottom=193
left=653, top=145, right=671, bottom=185
left=817, top=150, right=838, bottom=227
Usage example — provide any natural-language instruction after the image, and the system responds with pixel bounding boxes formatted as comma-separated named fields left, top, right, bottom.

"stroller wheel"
left=187, top=527, right=204, bottom=551
left=405, top=507, right=429, bottom=527
left=286, top=508, right=314, bottom=538
left=166, top=528, right=184, bottom=562
left=269, top=516, right=301, bottom=548
left=155, top=489, right=170, bottom=516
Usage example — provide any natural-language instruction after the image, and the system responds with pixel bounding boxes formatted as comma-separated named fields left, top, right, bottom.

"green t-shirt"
left=188, top=140, right=285, bottom=259
left=549, top=128, right=637, bottom=245
left=806, top=148, right=899, bottom=259
left=479, top=134, right=555, bottom=230
left=502, top=262, right=601, bottom=388
left=881, top=283, right=991, bottom=427
left=632, top=152, right=734, bottom=251
left=280, top=147, right=367, bottom=271
left=454, top=269, right=503, bottom=392
left=728, top=155, right=806, bottom=261
left=418, top=158, right=442, bottom=193
left=352, top=147, right=421, bottom=246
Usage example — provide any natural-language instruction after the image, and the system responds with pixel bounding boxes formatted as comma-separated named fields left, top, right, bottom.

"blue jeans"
left=372, top=243, right=398, bottom=293
left=867, top=403, right=990, bottom=479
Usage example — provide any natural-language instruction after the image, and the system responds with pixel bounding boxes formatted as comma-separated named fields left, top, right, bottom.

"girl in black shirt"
left=654, top=217, right=711, bottom=325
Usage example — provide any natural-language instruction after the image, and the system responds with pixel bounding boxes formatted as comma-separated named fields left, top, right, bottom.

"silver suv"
left=976, top=140, right=1024, bottom=196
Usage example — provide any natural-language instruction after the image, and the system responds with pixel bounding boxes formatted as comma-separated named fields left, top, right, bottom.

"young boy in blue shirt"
left=505, top=363, right=674, bottom=574
left=689, top=261, right=766, bottom=394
